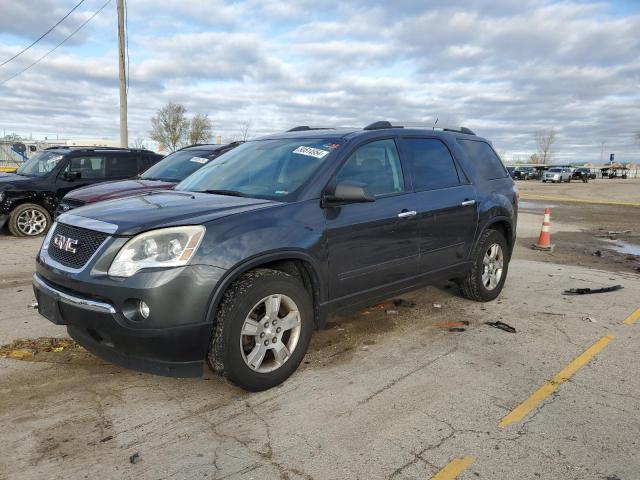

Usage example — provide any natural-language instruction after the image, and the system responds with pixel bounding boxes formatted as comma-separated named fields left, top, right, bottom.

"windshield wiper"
left=196, top=189, right=247, bottom=197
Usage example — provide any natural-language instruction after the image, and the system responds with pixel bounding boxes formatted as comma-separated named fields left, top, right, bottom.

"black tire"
left=457, top=229, right=510, bottom=302
left=8, top=203, right=51, bottom=237
left=207, top=268, right=313, bottom=391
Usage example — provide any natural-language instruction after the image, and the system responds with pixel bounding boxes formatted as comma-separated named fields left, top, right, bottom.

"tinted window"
left=458, top=139, right=508, bottom=180
left=65, top=156, right=106, bottom=179
left=107, top=155, right=139, bottom=178
left=336, top=139, right=404, bottom=197
left=401, top=138, right=459, bottom=191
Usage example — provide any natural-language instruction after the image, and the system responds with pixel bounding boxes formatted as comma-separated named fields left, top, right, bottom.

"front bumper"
left=33, top=259, right=226, bottom=377
left=0, top=214, right=8, bottom=230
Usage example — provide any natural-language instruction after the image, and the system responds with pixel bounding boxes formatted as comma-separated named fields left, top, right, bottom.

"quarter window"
left=401, top=138, right=460, bottom=191
left=457, top=139, right=508, bottom=180
left=336, top=139, right=404, bottom=197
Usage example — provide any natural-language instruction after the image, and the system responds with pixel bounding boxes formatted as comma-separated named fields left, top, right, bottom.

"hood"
left=58, top=190, right=282, bottom=235
left=64, top=179, right=176, bottom=203
left=0, top=172, right=39, bottom=189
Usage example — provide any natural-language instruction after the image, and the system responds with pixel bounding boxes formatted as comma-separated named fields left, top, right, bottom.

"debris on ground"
left=563, top=285, right=623, bottom=295
left=0, top=337, right=81, bottom=360
left=485, top=321, right=517, bottom=333
left=433, top=321, right=470, bottom=329
left=593, top=250, right=603, bottom=257
left=582, top=316, right=597, bottom=323
left=385, top=309, right=399, bottom=315
left=393, top=298, right=416, bottom=308
left=448, top=327, right=466, bottom=332
left=129, top=452, right=141, bottom=464
left=433, top=303, right=442, bottom=308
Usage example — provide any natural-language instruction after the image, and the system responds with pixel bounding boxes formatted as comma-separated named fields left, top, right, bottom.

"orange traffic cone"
left=532, top=208, right=554, bottom=251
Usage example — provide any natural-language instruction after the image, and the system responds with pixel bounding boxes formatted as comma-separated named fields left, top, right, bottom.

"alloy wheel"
left=240, top=294, right=302, bottom=373
left=16, top=209, right=48, bottom=236
left=482, top=243, right=504, bottom=291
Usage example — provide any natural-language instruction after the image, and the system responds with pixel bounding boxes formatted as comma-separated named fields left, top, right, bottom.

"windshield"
left=176, top=138, right=343, bottom=200
left=549, top=168, right=562, bottom=172
left=141, top=148, right=221, bottom=182
left=16, top=151, right=65, bottom=177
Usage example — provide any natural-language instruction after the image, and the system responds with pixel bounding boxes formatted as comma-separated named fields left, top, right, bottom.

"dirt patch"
left=0, top=337, right=101, bottom=365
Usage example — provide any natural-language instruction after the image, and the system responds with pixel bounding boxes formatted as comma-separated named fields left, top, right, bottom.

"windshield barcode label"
left=293, top=146, right=329, bottom=159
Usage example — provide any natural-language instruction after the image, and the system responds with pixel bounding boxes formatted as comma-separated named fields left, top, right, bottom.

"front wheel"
left=457, top=229, right=510, bottom=302
left=207, top=268, right=313, bottom=391
left=8, top=203, right=51, bottom=237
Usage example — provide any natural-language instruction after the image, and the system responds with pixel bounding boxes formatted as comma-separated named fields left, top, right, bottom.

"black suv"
left=0, top=147, right=162, bottom=237
left=33, top=122, right=518, bottom=391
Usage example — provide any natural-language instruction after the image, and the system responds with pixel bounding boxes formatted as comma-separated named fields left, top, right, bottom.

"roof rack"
left=363, top=121, right=404, bottom=130
left=363, top=121, right=477, bottom=136
left=286, top=126, right=335, bottom=132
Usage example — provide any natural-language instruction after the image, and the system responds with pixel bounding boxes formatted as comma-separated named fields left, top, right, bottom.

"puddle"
left=519, top=201, right=558, bottom=209
left=598, top=238, right=640, bottom=256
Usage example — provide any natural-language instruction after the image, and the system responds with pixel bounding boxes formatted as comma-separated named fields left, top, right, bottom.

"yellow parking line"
left=431, top=456, right=475, bottom=480
left=520, top=193, right=640, bottom=207
left=623, top=307, right=640, bottom=325
left=499, top=334, right=615, bottom=428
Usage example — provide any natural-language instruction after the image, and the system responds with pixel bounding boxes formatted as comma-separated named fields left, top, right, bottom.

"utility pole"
left=600, top=141, right=605, bottom=163
left=117, top=0, right=128, bottom=147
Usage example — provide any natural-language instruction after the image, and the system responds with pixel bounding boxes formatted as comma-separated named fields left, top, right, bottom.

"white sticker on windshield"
left=293, top=146, right=329, bottom=159
left=190, top=156, right=209, bottom=164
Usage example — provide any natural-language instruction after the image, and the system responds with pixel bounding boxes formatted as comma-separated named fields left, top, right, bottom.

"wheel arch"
left=206, top=251, right=326, bottom=331
left=475, top=216, right=514, bottom=257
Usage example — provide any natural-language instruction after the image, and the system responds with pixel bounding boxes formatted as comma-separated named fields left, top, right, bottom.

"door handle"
left=397, top=210, right=417, bottom=218
left=461, top=200, right=476, bottom=207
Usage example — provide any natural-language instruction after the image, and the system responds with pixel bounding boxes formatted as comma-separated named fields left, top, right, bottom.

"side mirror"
left=322, top=181, right=375, bottom=206
left=64, top=171, right=81, bottom=181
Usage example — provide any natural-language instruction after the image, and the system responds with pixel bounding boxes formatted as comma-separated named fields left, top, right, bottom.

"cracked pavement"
left=1, top=199, right=639, bottom=480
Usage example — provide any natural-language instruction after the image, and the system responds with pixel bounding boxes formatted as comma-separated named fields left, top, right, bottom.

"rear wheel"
left=207, top=268, right=313, bottom=391
left=457, top=229, right=510, bottom=302
left=8, top=203, right=51, bottom=237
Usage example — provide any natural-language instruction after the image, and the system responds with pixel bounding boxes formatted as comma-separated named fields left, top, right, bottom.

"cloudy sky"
left=0, top=0, right=639, bottom=162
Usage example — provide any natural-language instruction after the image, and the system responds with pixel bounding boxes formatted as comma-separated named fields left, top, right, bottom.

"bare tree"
left=534, top=128, right=557, bottom=164
left=189, top=114, right=213, bottom=145
left=529, top=153, right=540, bottom=164
left=635, top=131, right=640, bottom=144
left=150, top=103, right=189, bottom=152
left=238, top=121, right=251, bottom=141
left=131, top=137, right=147, bottom=149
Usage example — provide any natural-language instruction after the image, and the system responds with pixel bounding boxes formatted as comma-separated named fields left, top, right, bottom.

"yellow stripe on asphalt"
left=432, top=456, right=475, bottom=480
left=623, top=307, right=640, bottom=325
left=520, top=193, right=640, bottom=207
left=499, top=334, right=615, bottom=428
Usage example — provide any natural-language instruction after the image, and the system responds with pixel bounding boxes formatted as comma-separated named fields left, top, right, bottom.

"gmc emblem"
left=53, top=234, right=78, bottom=254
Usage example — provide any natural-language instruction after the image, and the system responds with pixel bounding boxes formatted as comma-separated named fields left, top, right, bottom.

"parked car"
left=512, top=167, right=539, bottom=180
left=572, top=167, right=596, bottom=181
left=0, top=147, right=162, bottom=237
left=56, top=143, right=241, bottom=217
left=542, top=167, right=572, bottom=183
left=33, top=121, right=518, bottom=391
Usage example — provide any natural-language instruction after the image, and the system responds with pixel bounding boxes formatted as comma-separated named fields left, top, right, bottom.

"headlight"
left=40, top=221, right=58, bottom=257
left=108, top=226, right=205, bottom=278
left=0, top=191, right=5, bottom=202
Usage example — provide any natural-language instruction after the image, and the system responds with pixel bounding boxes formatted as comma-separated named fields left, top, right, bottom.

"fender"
left=204, top=249, right=326, bottom=329
left=1, top=190, right=58, bottom=215
left=471, top=214, right=515, bottom=256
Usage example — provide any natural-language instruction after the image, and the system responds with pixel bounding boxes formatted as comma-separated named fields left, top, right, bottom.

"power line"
left=0, top=0, right=112, bottom=86
left=0, top=0, right=87, bottom=68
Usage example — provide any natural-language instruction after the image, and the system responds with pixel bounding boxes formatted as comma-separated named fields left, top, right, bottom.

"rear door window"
left=457, top=139, right=508, bottom=180
left=107, top=155, right=139, bottom=178
left=64, top=156, right=106, bottom=179
left=400, top=138, right=460, bottom=191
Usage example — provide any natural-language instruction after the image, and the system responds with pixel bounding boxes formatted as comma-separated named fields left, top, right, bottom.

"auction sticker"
left=293, top=146, right=329, bottom=158
left=190, top=156, right=209, bottom=164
